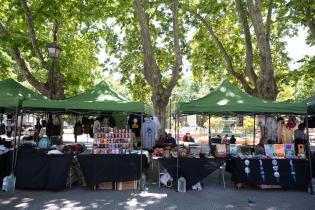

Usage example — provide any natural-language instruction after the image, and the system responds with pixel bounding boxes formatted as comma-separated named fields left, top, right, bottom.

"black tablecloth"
left=78, top=154, right=148, bottom=186
left=0, top=151, right=12, bottom=188
left=228, top=158, right=311, bottom=190
left=15, top=153, right=72, bottom=190
left=159, top=157, right=225, bottom=189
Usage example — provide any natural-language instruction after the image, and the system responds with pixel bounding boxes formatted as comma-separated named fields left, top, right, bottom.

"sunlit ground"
left=1, top=170, right=314, bottom=210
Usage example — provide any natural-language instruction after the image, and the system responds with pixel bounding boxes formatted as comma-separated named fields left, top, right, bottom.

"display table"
left=78, top=154, right=147, bottom=187
left=228, top=158, right=311, bottom=190
left=15, top=153, right=72, bottom=190
left=159, top=157, right=226, bottom=189
left=0, top=151, right=12, bottom=188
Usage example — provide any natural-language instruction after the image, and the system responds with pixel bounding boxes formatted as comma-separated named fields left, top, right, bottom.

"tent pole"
left=208, top=115, right=211, bottom=145
left=253, top=114, right=256, bottom=154
left=140, top=112, right=143, bottom=184
left=176, top=114, right=179, bottom=191
left=305, top=113, right=313, bottom=194
left=14, top=108, right=24, bottom=173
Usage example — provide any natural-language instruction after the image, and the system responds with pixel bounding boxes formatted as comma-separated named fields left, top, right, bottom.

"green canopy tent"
left=22, top=81, right=145, bottom=113
left=177, top=80, right=307, bottom=115
left=305, top=96, right=315, bottom=114
left=0, top=79, right=45, bottom=112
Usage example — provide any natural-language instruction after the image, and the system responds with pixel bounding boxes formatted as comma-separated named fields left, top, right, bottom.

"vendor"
left=230, top=135, right=236, bottom=144
left=255, top=137, right=267, bottom=155
left=165, top=133, right=176, bottom=145
left=183, top=133, right=194, bottom=142
left=222, top=134, right=229, bottom=144
left=294, top=123, right=307, bottom=154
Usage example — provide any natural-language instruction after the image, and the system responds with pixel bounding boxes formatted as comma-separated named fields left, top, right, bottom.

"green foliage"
left=0, top=0, right=109, bottom=97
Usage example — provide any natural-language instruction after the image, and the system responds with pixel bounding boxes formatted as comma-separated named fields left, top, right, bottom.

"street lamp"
left=46, top=42, right=61, bottom=99
left=169, top=93, right=177, bottom=132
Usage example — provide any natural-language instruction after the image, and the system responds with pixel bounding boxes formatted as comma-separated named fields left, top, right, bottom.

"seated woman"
left=183, top=133, right=194, bottom=142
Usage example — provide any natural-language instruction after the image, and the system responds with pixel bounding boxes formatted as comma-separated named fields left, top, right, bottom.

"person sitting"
left=165, top=133, right=176, bottom=145
left=294, top=123, right=307, bottom=154
left=222, top=134, right=229, bottom=144
left=255, top=137, right=267, bottom=155
left=229, top=135, right=236, bottom=144
left=183, top=133, right=194, bottom=142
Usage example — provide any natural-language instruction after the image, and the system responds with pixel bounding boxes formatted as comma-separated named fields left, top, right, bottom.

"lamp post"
left=46, top=42, right=61, bottom=99
left=169, top=93, right=177, bottom=132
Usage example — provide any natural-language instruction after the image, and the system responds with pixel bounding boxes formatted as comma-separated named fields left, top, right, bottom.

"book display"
left=93, top=127, right=132, bottom=154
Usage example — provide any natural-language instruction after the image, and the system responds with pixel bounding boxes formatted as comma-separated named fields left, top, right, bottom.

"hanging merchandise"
left=74, top=121, right=83, bottom=136
left=266, top=116, right=277, bottom=142
left=82, top=116, right=90, bottom=134
left=141, top=117, right=157, bottom=150
left=6, top=114, right=13, bottom=138
left=0, top=114, right=5, bottom=135
left=283, top=127, right=294, bottom=144
left=276, top=117, right=285, bottom=143
left=113, top=113, right=128, bottom=129
left=286, top=116, right=297, bottom=129
left=152, top=116, right=161, bottom=141
left=128, top=114, right=142, bottom=137
left=93, top=118, right=101, bottom=134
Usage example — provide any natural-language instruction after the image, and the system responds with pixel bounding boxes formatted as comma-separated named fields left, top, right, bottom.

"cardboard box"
left=98, top=182, right=114, bottom=190
left=116, top=180, right=137, bottom=190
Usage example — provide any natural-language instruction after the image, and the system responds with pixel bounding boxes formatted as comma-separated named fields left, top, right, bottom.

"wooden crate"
left=116, top=180, right=138, bottom=190
left=98, top=182, right=114, bottom=190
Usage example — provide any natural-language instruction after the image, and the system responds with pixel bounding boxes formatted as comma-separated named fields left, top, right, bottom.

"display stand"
left=93, top=128, right=132, bottom=154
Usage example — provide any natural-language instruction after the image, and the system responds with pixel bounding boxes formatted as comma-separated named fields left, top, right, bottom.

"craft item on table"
left=153, top=148, right=164, bottom=157
left=239, top=146, right=251, bottom=156
left=289, top=160, right=297, bottom=183
left=259, top=159, right=266, bottom=183
left=285, top=144, right=295, bottom=158
left=201, top=143, right=210, bottom=154
left=298, top=144, right=305, bottom=154
left=189, top=144, right=201, bottom=156
left=272, top=159, right=280, bottom=183
left=244, top=159, right=250, bottom=177
left=229, top=144, right=239, bottom=157
left=215, top=144, right=227, bottom=157
left=286, top=116, right=297, bottom=129
left=274, top=144, right=285, bottom=157
left=264, top=144, right=275, bottom=158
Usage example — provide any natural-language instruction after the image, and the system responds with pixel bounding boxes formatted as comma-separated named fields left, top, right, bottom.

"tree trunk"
left=152, top=92, right=169, bottom=137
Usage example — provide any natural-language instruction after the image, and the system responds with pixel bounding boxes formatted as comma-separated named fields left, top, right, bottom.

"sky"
left=285, top=27, right=315, bottom=69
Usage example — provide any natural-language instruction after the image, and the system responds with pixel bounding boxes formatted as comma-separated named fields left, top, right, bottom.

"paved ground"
left=1, top=170, right=314, bottom=210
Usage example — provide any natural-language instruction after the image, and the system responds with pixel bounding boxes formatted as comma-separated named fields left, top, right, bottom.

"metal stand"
left=305, top=113, right=313, bottom=194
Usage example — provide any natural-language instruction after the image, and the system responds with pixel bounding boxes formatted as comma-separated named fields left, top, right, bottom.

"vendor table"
left=159, top=157, right=226, bottom=189
left=228, top=158, right=311, bottom=190
left=0, top=151, right=12, bottom=188
left=15, top=153, right=72, bottom=190
left=78, top=154, right=148, bottom=187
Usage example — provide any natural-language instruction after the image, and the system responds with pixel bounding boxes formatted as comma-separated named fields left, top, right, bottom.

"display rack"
left=93, top=127, right=132, bottom=154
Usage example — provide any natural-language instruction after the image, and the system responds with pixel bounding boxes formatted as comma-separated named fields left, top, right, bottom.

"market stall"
left=176, top=80, right=311, bottom=192
left=0, top=79, right=146, bottom=191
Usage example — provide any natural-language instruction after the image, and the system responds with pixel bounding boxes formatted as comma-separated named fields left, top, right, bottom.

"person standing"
left=294, top=123, right=307, bottom=154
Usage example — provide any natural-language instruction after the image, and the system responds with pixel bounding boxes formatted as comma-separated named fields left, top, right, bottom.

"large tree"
left=133, top=0, right=182, bottom=132
left=185, top=0, right=294, bottom=100
left=0, top=0, right=105, bottom=98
